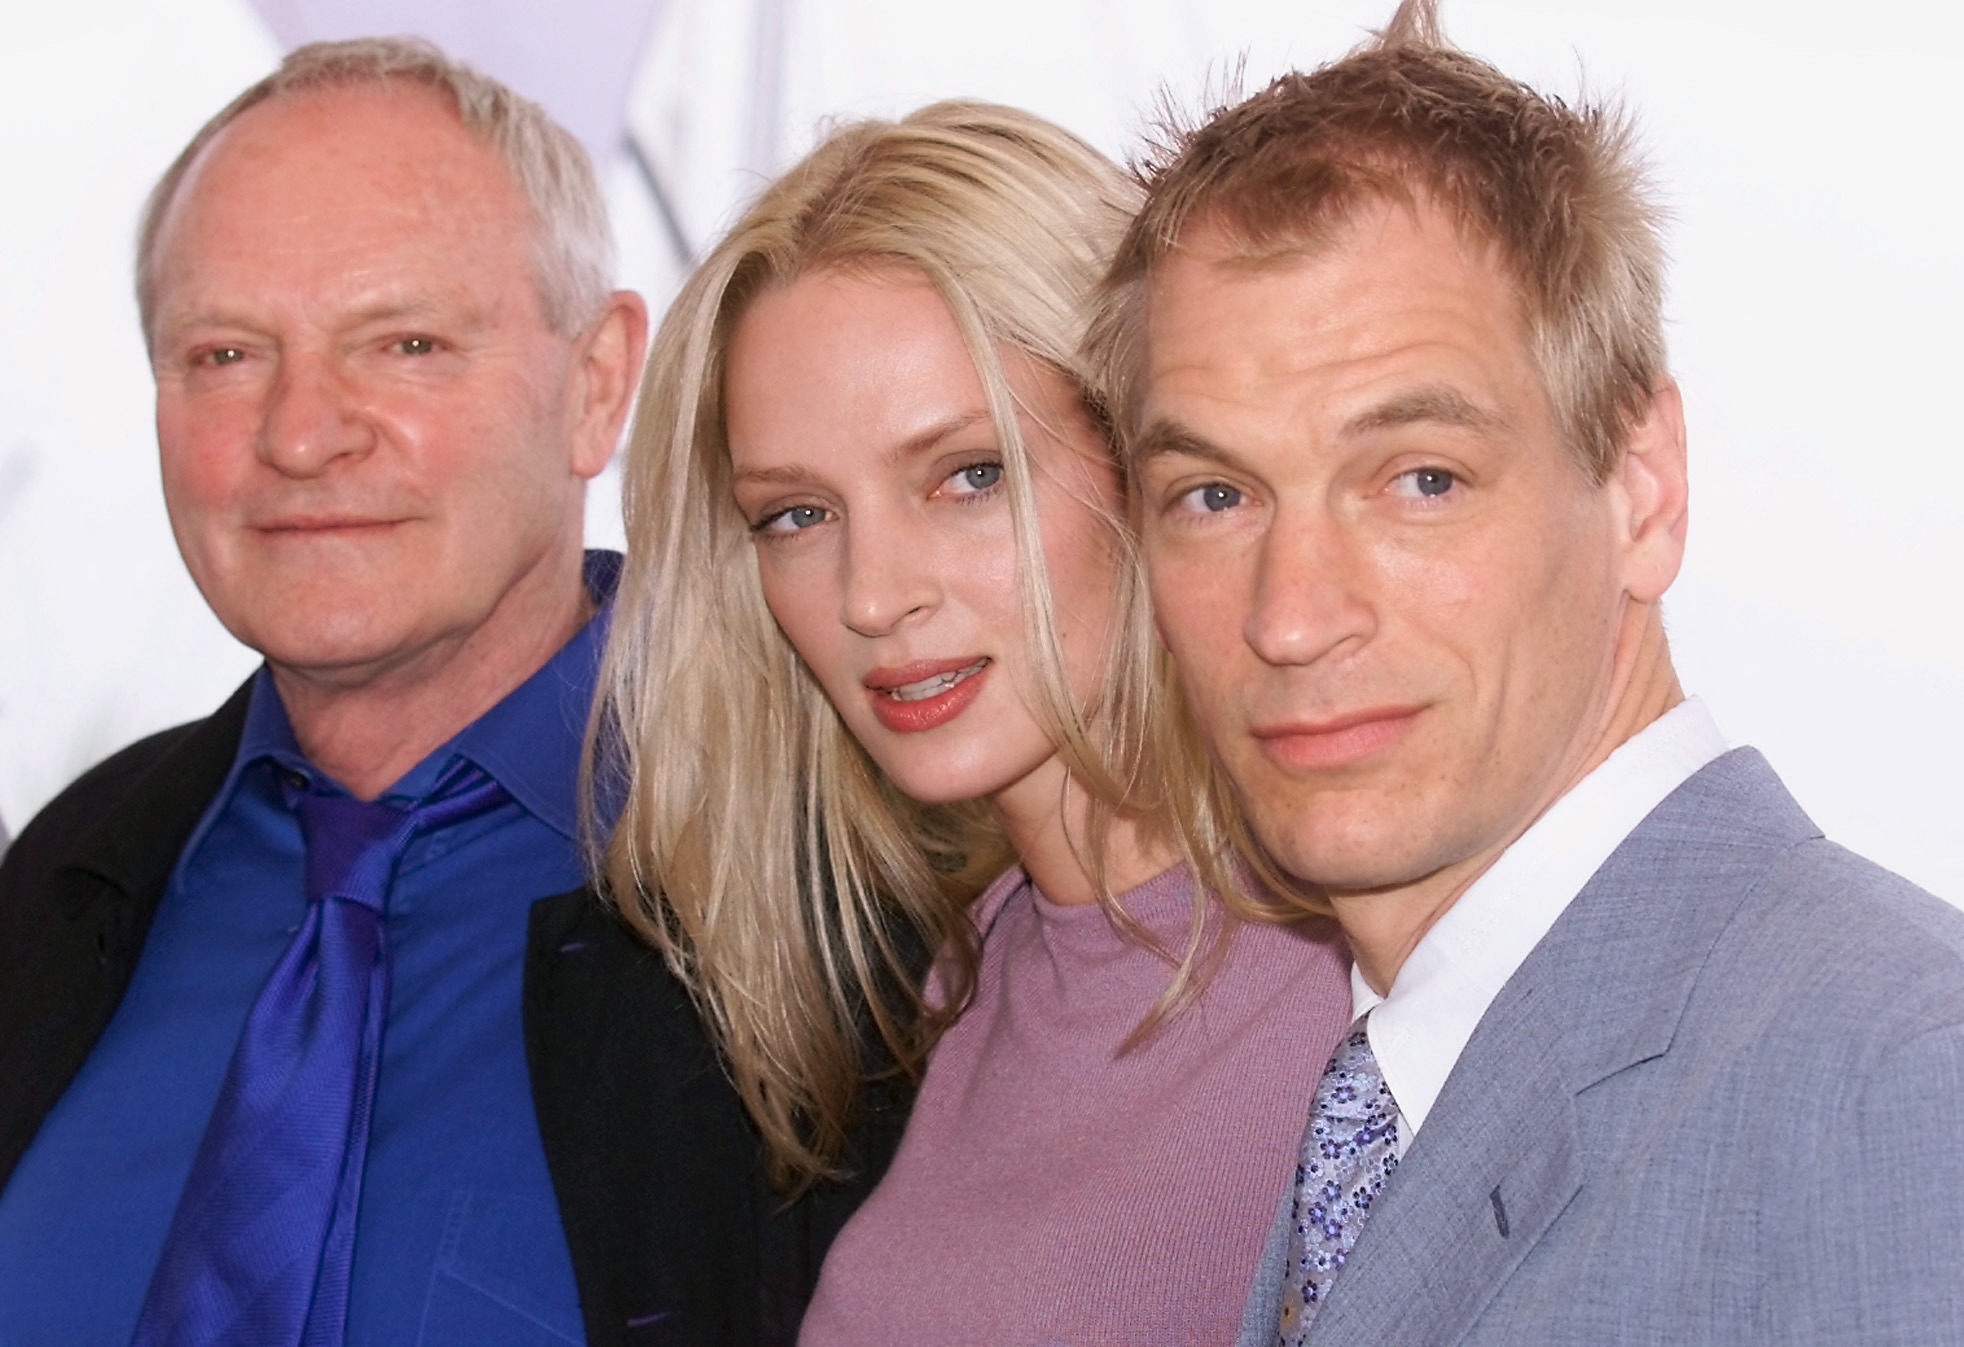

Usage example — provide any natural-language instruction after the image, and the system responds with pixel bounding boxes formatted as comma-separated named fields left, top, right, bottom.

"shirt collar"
left=1358, top=696, right=1730, bottom=1143
left=220, top=549, right=619, bottom=841
left=436, top=550, right=617, bottom=839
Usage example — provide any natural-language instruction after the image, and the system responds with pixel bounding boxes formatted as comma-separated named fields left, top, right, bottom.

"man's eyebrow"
left=1342, top=386, right=1508, bottom=438
left=342, top=295, right=494, bottom=331
left=157, top=295, right=483, bottom=339
left=1130, top=417, right=1240, bottom=470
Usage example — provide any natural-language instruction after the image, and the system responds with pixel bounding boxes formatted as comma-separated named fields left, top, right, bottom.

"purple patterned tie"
left=132, top=760, right=507, bottom=1347
left=1276, top=1015, right=1400, bottom=1344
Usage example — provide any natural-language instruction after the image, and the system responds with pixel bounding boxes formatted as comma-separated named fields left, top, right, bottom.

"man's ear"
left=567, top=289, right=651, bottom=481
left=1607, top=377, right=1689, bottom=604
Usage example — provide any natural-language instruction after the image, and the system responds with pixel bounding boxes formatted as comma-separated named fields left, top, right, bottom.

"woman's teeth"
left=887, top=658, right=989, bottom=702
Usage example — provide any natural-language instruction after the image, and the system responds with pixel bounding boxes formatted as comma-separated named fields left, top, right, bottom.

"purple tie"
left=132, top=760, right=508, bottom=1347
left=1277, top=1015, right=1400, bottom=1344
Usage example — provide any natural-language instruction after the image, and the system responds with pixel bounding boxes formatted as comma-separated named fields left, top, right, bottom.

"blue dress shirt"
left=0, top=552, right=620, bottom=1345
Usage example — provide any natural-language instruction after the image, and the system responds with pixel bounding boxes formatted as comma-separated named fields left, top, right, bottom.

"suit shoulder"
left=1728, top=836, right=1964, bottom=1038
left=1765, top=837, right=1962, bottom=956
left=2, top=722, right=200, bottom=881
left=49, top=718, right=209, bottom=810
left=0, top=687, right=249, bottom=899
left=1653, top=752, right=1964, bottom=1018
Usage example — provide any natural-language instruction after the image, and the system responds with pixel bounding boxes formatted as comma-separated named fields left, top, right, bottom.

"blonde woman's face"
left=724, top=267, right=1121, bottom=820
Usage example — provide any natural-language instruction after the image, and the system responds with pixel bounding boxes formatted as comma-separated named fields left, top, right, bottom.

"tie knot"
left=295, top=795, right=413, bottom=914
left=1312, top=1018, right=1397, bottom=1138
left=293, top=761, right=509, bottom=913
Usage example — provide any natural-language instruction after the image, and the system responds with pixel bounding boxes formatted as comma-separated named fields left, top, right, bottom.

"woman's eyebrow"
left=885, top=410, right=993, bottom=465
left=731, top=411, right=994, bottom=488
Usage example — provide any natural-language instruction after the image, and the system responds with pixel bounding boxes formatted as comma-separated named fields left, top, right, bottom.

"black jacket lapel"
left=0, top=680, right=251, bottom=1184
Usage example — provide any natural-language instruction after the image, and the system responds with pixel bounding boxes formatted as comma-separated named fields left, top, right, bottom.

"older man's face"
left=1136, top=202, right=1652, bottom=895
left=148, top=83, right=611, bottom=689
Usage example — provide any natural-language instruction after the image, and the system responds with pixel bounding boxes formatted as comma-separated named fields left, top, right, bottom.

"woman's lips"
left=1251, top=705, right=1423, bottom=771
left=865, top=658, right=991, bottom=734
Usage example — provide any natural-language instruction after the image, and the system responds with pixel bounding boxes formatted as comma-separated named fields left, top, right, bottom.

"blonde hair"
left=136, top=35, right=614, bottom=347
left=596, top=100, right=1261, bottom=1189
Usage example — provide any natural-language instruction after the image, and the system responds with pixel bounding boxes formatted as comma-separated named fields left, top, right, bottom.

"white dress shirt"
left=1352, top=697, right=1730, bottom=1149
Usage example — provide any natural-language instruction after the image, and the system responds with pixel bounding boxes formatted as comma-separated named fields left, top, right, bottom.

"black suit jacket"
left=0, top=683, right=909, bottom=1346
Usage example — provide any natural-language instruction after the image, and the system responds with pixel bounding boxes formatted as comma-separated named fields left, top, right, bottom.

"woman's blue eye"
left=1180, top=482, right=1242, bottom=513
left=759, top=504, right=827, bottom=533
left=948, top=462, right=1003, bottom=494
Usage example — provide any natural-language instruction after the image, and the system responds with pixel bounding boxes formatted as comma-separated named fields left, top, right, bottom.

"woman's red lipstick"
left=865, top=658, right=991, bottom=734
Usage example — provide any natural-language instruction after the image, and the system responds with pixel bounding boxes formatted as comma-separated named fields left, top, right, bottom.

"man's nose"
left=839, top=518, right=940, bottom=638
left=255, top=354, right=373, bottom=476
left=1244, top=507, right=1377, bottom=667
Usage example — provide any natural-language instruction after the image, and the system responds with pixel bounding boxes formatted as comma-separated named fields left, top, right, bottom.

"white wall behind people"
left=0, top=1, right=277, bottom=826
left=3, top=0, right=1958, bottom=899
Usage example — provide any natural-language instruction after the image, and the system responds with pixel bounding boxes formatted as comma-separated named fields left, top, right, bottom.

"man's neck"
left=273, top=578, right=593, bottom=800
left=1339, top=612, right=1684, bottom=995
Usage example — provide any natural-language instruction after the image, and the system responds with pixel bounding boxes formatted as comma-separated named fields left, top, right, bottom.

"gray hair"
left=134, top=35, right=616, bottom=345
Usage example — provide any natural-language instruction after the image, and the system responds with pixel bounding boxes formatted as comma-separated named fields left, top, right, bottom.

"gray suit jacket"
left=1238, top=748, right=1964, bottom=1345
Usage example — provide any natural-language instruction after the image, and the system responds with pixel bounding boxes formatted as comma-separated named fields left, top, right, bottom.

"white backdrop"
left=1, top=0, right=1958, bottom=897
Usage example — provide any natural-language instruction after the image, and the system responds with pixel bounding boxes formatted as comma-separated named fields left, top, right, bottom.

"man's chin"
left=247, top=622, right=429, bottom=689
left=1247, top=811, right=1451, bottom=897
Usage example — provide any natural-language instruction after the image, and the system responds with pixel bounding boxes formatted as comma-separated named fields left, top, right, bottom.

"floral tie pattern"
left=1277, top=1017, right=1400, bottom=1344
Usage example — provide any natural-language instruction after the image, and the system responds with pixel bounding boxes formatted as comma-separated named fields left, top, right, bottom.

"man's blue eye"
left=397, top=337, right=437, bottom=355
left=1389, top=467, right=1459, bottom=500
left=210, top=347, right=245, bottom=366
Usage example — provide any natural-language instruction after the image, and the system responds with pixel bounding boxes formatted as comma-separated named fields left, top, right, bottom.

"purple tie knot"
left=296, top=796, right=415, bottom=916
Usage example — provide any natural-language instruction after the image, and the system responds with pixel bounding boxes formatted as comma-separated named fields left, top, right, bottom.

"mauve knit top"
left=799, top=862, right=1351, bottom=1346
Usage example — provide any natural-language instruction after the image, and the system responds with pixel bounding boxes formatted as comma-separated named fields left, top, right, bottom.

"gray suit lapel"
left=1303, top=749, right=1818, bottom=1346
